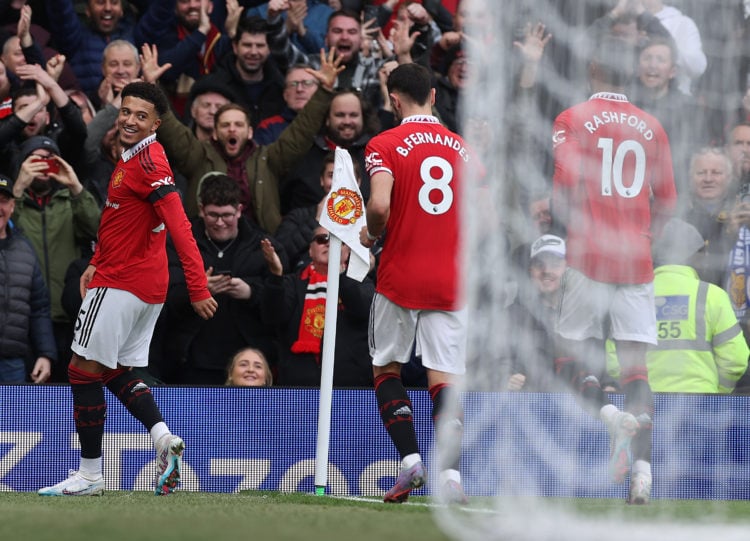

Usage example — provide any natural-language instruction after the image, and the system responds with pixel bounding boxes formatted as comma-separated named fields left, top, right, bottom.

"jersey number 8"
left=418, top=156, right=454, bottom=215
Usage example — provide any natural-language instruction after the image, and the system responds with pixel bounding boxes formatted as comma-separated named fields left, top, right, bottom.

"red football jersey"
left=365, top=115, right=472, bottom=310
left=552, top=92, right=677, bottom=284
left=89, top=135, right=209, bottom=303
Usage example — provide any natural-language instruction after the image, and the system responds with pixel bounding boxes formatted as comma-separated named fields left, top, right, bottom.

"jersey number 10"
left=597, top=137, right=646, bottom=198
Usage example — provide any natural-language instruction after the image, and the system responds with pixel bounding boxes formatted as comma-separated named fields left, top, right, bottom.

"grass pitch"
left=3, top=491, right=750, bottom=541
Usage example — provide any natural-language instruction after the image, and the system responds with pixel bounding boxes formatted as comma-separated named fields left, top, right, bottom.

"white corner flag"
left=318, top=147, right=370, bottom=282
left=313, top=148, right=370, bottom=496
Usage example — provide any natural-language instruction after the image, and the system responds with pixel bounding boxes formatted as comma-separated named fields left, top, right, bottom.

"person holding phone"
left=151, top=173, right=288, bottom=385
left=10, top=135, right=101, bottom=382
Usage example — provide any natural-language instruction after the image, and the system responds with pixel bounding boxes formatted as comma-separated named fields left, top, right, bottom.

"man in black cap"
left=0, top=173, right=56, bottom=383
left=11, top=135, right=100, bottom=381
left=184, top=77, right=236, bottom=142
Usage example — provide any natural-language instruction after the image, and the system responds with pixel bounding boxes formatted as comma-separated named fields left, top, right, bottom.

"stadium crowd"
left=2, top=0, right=750, bottom=396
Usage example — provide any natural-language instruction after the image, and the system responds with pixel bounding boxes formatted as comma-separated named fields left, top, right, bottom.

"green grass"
left=2, top=491, right=750, bottom=541
left=0, top=491, right=450, bottom=541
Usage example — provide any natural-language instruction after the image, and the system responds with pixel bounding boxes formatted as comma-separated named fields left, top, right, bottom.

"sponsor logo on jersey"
left=365, top=151, right=383, bottom=170
left=150, top=176, right=174, bottom=188
left=326, top=188, right=363, bottom=225
left=112, top=169, right=125, bottom=188
left=552, top=130, right=566, bottom=147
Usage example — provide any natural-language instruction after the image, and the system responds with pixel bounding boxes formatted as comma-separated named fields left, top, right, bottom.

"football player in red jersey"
left=551, top=36, right=677, bottom=504
left=360, top=63, right=472, bottom=505
left=39, top=82, right=218, bottom=498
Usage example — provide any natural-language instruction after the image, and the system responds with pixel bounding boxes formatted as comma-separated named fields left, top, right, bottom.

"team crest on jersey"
left=326, top=188, right=363, bottom=225
left=365, top=151, right=382, bottom=169
left=112, top=169, right=125, bottom=188
left=302, top=304, right=325, bottom=338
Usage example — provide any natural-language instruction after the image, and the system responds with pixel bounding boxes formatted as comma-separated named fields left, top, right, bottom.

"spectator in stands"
left=631, top=35, right=703, bottom=196
left=260, top=226, right=374, bottom=387
left=587, top=0, right=670, bottom=48
left=156, top=173, right=285, bottom=385
left=0, top=60, right=12, bottom=119
left=183, top=77, right=235, bottom=142
left=385, top=1, right=442, bottom=68
left=642, top=218, right=749, bottom=393
left=429, top=0, right=470, bottom=77
left=269, top=6, right=384, bottom=110
left=682, top=147, right=736, bottom=287
left=43, top=0, right=173, bottom=100
left=505, top=234, right=568, bottom=393
left=280, top=88, right=377, bottom=213
left=199, top=15, right=287, bottom=128
left=66, top=89, right=97, bottom=125
left=511, top=191, right=552, bottom=282
left=81, top=114, right=121, bottom=208
left=153, top=0, right=234, bottom=116
left=726, top=121, right=750, bottom=184
left=145, top=42, right=343, bottom=233
left=225, top=347, right=273, bottom=387
left=0, top=4, right=45, bottom=82
left=11, top=136, right=100, bottom=381
left=0, top=61, right=87, bottom=179
left=433, top=43, right=465, bottom=134
left=641, top=0, right=706, bottom=95
left=248, top=0, right=334, bottom=56
left=0, top=173, right=55, bottom=383
left=95, top=39, right=141, bottom=109
left=253, top=62, right=318, bottom=145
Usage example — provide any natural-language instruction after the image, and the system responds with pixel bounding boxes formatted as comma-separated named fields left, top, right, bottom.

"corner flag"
left=318, top=148, right=370, bottom=282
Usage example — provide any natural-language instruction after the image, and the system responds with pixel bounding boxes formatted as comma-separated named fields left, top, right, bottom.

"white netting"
left=431, top=0, right=750, bottom=538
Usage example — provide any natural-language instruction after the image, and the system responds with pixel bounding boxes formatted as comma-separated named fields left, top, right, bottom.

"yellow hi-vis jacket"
left=647, top=265, right=749, bottom=393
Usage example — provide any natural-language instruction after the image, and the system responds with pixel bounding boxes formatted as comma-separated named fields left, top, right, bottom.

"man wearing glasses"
left=156, top=173, right=287, bottom=385
left=254, top=63, right=319, bottom=145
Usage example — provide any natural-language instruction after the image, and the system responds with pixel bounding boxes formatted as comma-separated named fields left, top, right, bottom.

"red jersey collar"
left=121, top=134, right=157, bottom=162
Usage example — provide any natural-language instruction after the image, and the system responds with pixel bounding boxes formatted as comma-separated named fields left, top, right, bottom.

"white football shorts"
left=369, top=293, right=467, bottom=375
left=556, top=268, right=657, bottom=345
left=71, top=287, right=163, bottom=369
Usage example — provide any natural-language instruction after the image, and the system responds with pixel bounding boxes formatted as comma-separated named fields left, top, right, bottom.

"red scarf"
left=177, top=23, right=222, bottom=75
left=291, top=264, right=328, bottom=356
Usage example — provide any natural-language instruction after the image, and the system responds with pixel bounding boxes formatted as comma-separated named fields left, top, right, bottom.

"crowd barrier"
left=1, top=386, right=748, bottom=500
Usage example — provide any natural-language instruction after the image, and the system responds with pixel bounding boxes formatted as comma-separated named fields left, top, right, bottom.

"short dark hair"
left=326, top=9, right=361, bottom=31
left=637, top=34, right=678, bottom=66
left=387, top=63, right=432, bottom=106
left=214, top=103, right=251, bottom=128
left=11, top=86, right=39, bottom=111
left=199, top=173, right=241, bottom=207
left=235, top=15, right=269, bottom=43
left=121, top=82, right=169, bottom=117
left=589, top=36, right=635, bottom=88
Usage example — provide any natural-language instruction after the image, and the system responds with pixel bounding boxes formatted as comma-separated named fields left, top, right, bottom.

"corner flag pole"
left=313, top=148, right=370, bottom=496
left=314, top=235, right=342, bottom=495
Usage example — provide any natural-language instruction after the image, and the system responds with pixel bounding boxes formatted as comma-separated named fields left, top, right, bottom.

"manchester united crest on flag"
left=319, top=148, right=371, bottom=282
left=326, top=187, right=363, bottom=225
